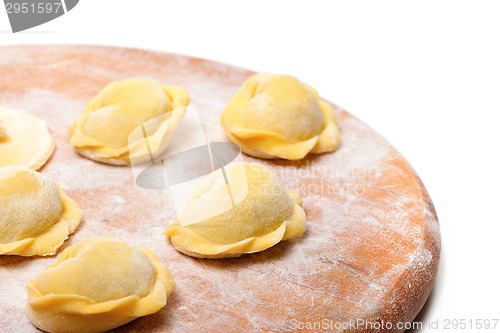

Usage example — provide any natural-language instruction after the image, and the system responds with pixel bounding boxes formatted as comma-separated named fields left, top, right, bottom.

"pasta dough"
left=221, top=73, right=340, bottom=160
left=26, top=237, right=175, bottom=333
left=70, top=79, right=189, bottom=165
left=0, top=106, right=55, bottom=170
left=0, top=126, right=7, bottom=140
left=0, top=166, right=81, bottom=256
left=165, top=162, right=306, bottom=258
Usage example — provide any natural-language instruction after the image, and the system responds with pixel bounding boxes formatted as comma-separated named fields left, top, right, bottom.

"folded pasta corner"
left=0, top=106, right=55, bottom=170
left=69, top=79, right=189, bottom=166
left=221, top=73, right=340, bottom=160
left=26, top=237, right=175, bottom=333
left=165, top=162, right=306, bottom=258
left=0, top=166, right=82, bottom=257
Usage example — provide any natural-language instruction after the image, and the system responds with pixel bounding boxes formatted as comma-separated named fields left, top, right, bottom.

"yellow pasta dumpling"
left=0, top=106, right=55, bottom=170
left=221, top=73, right=340, bottom=160
left=0, top=166, right=81, bottom=256
left=165, top=162, right=306, bottom=258
left=70, top=79, right=189, bottom=165
left=26, top=237, right=175, bottom=333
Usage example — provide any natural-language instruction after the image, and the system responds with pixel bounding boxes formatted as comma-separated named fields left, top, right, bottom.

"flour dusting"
left=0, top=46, right=440, bottom=333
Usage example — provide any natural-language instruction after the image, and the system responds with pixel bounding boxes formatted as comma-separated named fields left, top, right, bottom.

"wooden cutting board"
left=0, top=45, right=440, bottom=333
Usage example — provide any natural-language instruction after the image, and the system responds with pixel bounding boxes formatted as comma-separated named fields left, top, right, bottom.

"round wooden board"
left=0, top=45, right=440, bottom=333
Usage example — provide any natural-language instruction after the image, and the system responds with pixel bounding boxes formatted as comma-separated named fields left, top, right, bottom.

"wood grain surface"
left=0, top=45, right=440, bottom=333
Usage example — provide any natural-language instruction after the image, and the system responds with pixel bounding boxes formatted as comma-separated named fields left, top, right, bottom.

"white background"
left=1, top=1, right=499, bottom=331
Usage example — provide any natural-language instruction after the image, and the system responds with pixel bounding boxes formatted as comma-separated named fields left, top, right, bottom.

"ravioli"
left=165, top=162, right=306, bottom=258
left=26, top=237, right=175, bottom=333
left=221, top=73, right=340, bottom=160
left=0, top=166, right=81, bottom=256
left=0, top=106, right=55, bottom=170
left=70, top=79, right=189, bottom=165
